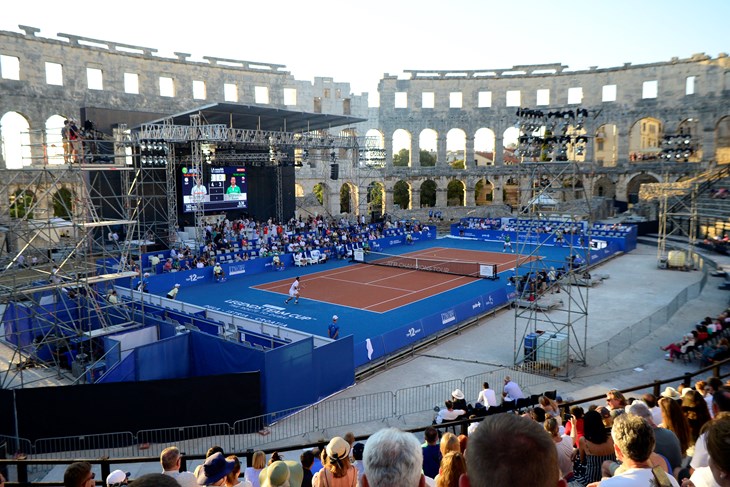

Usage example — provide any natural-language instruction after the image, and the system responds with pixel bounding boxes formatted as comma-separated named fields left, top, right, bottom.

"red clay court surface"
left=253, top=248, right=537, bottom=313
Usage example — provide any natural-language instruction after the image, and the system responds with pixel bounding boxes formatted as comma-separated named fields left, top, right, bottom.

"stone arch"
left=418, top=128, right=437, bottom=167
left=339, top=182, right=359, bottom=214
left=420, top=180, right=437, bottom=207
left=392, top=129, right=412, bottom=167
left=565, top=125, right=587, bottom=162
left=676, top=118, right=702, bottom=162
left=595, top=124, right=618, bottom=167
left=294, top=183, right=305, bottom=197
left=629, top=117, right=663, bottom=162
left=367, top=181, right=385, bottom=217
left=313, top=182, right=327, bottom=206
left=1, top=111, right=32, bottom=169
left=626, top=173, right=659, bottom=204
left=53, top=187, right=75, bottom=219
left=446, top=128, right=466, bottom=169
left=46, top=114, right=66, bottom=165
left=474, top=128, right=496, bottom=165
left=447, top=179, right=465, bottom=206
left=364, top=129, right=385, bottom=166
left=502, top=127, right=520, bottom=164
left=714, top=116, right=730, bottom=164
left=393, top=180, right=411, bottom=210
left=592, top=176, right=616, bottom=199
left=475, top=178, right=494, bottom=205
left=10, top=189, right=36, bottom=219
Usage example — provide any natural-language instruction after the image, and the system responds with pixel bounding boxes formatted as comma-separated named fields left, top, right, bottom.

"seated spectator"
left=300, top=450, right=314, bottom=487
left=421, top=426, right=442, bottom=480
left=658, top=396, right=692, bottom=457
left=244, top=451, right=265, bottom=487
left=460, top=413, right=565, bottom=487
left=129, top=474, right=179, bottom=487
left=475, top=382, right=498, bottom=410
left=106, top=470, right=129, bottom=487
left=699, top=338, right=729, bottom=367
left=196, top=452, right=236, bottom=487
left=351, top=443, right=365, bottom=487
left=434, top=451, right=465, bottom=487
left=606, top=389, right=628, bottom=411
left=544, top=417, right=573, bottom=484
left=539, top=395, right=562, bottom=424
left=682, top=389, right=712, bottom=448
left=434, top=400, right=466, bottom=425
left=163, top=258, right=173, bottom=273
left=600, top=414, right=679, bottom=486
left=160, top=446, right=197, bottom=487
left=687, top=411, right=730, bottom=487
left=362, top=428, right=426, bottom=487
left=224, top=456, right=252, bottom=487
left=625, top=400, right=683, bottom=477
left=565, top=406, right=585, bottom=447
left=213, top=262, right=226, bottom=282
left=502, top=376, right=525, bottom=403
left=259, top=461, right=303, bottom=487
left=312, top=437, right=356, bottom=487
left=574, top=410, right=615, bottom=485
left=440, top=432, right=460, bottom=458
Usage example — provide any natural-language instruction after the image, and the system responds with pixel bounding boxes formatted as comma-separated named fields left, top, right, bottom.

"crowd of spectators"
left=660, top=311, right=730, bottom=364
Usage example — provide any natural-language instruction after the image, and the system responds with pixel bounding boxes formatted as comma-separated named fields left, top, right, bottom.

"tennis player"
left=284, top=276, right=301, bottom=304
left=502, top=234, right=513, bottom=253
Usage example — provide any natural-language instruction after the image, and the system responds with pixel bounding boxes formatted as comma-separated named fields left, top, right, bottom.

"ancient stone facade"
left=2, top=25, right=730, bottom=220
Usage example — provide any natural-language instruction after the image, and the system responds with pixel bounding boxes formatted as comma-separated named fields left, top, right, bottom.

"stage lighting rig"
left=139, top=139, right=169, bottom=167
left=515, top=107, right=590, bottom=162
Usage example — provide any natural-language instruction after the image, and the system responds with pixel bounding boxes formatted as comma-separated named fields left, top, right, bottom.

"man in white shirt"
left=160, top=446, right=198, bottom=487
left=190, top=178, right=207, bottom=203
left=476, top=382, right=499, bottom=408
left=600, top=414, right=679, bottom=486
left=502, top=376, right=525, bottom=402
left=434, top=400, right=466, bottom=424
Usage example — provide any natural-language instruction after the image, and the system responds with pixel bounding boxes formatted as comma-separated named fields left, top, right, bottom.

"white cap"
left=175, top=284, right=180, bottom=287
left=144, top=272, right=150, bottom=277
left=332, top=315, right=338, bottom=321
left=106, top=470, right=129, bottom=486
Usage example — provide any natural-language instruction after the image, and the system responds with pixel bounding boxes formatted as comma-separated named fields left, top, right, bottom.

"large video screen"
left=180, top=166, right=248, bottom=213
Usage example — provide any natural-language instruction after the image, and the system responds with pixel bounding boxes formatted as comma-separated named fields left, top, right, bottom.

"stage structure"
left=511, top=107, right=593, bottom=379
left=131, top=103, right=367, bottom=249
left=0, top=130, right=143, bottom=389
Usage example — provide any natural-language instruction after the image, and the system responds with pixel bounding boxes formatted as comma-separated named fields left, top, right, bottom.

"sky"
left=1, top=0, right=729, bottom=96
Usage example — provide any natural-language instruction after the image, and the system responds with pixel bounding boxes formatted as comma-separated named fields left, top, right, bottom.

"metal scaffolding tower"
left=0, top=135, right=143, bottom=388
left=510, top=107, right=594, bottom=379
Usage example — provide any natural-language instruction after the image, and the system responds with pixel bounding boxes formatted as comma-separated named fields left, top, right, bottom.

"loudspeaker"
left=330, top=163, right=339, bottom=180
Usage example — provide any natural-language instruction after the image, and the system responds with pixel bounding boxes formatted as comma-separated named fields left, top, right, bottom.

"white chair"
left=294, top=254, right=307, bottom=267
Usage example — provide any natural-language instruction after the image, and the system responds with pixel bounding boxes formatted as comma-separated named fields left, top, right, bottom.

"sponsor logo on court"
left=441, top=310, right=456, bottom=325
left=486, top=295, right=494, bottom=306
left=185, top=274, right=204, bottom=282
left=406, top=327, right=422, bottom=338
left=472, top=301, right=481, bottom=310
left=229, top=264, right=246, bottom=276
left=223, top=299, right=314, bottom=321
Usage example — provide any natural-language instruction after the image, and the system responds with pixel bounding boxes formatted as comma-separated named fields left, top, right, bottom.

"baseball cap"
left=332, top=315, right=338, bottom=321
left=175, top=284, right=180, bottom=287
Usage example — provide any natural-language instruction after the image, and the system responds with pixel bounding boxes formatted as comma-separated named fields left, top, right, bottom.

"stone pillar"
left=384, top=133, right=393, bottom=168
left=437, top=135, right=447, bottom=167
left=411, top=135, right=420, bottom=167
left=617, top=128, right=630, bottom=167
left=384, top=188, right=394, bottom=213
left=436, top=187, right=447, bottom=207
left=701, top=123, right=715, bottom=166
left=494, top=135, right=504, bottom=166
left=327, top=186, right=340, bottom=215
left=29, top=129, right=46, bottom=166
left=465, top=136, right=475, bottom=168
left=411, top=188, right=421, bottom=208
left=492, top=178, right=504, bottom=204
left=465, top=182, right=476, bottom=206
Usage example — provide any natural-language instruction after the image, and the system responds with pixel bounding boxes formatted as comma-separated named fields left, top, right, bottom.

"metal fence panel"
left=231, top=405, right=315, bottom=451
left=34, top=432, right=135, bottom=458
left=315, top=392, right=393, bottom=430
left=395, top=379, right=463, bottom=417
left=137, top=424, right=232, bottom=457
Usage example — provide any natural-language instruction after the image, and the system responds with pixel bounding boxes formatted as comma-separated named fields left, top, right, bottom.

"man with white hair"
left=362, top=428, right=425, bottom=487
left=160, top=446, right=197, bottom=487
left=625, top=400, right=682, bottom=477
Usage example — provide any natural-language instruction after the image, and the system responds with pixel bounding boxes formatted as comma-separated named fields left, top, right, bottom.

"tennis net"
left=353, top=250, right=496, bottom=279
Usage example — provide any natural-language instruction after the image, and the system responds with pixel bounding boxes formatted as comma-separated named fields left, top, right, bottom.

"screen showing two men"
left=181, top=166, right=248, bottom=213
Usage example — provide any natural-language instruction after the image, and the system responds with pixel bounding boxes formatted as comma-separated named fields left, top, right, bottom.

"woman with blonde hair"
left=435, top=451, right=466, bottom=487
left=243, top=451, right=265, bottom=487
left=313, top=437, right=357, bottom=487
left=440, top=432, right=460, bottom=457
left=539, top=395, right=562, bottom=424
left=658, top=396, right=693, bottom=456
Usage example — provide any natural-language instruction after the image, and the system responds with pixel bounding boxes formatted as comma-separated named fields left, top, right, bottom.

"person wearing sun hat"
left=661, top=386, right=681, bottom=401
left=312, top=437, right=357, bottom=487
left=196, top=452, right=236, bottom=486
left=259, top=461, right=303, bottom=487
